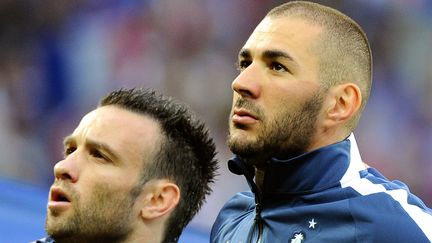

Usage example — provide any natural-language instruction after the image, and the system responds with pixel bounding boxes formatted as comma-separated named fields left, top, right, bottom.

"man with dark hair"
left=211, top=1, right=432, bottom=242
left=34, top=88, right=218, bottom=243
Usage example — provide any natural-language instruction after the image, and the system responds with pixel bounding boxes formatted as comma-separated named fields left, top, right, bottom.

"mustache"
left=234, top=98, right=264, bottom=119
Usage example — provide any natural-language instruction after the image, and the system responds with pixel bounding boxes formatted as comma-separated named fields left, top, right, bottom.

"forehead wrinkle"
left=251, top=16, right=323, bottom=51
left=66, top=106, right=163, bottom=170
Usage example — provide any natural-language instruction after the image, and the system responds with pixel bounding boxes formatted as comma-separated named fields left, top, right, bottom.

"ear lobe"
left=140, top=180, right=180, bottom=220
left=326, top=83, right=362, bottom=124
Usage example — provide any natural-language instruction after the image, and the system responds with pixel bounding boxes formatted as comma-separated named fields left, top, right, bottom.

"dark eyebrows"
left=263, top=49, right=296, bottom=63
left=239, top=48, right=298, bottom=65
left=238, top=49, right=251, bottom=59
left=63, top=135, right=120, bottom=161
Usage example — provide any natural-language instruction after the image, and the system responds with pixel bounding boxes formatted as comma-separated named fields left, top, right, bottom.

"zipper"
left=251, top=171, right=264, bottom=243
left=227, top=157, right=265, bottom=243
left=255, top=202, right=263, bottom=243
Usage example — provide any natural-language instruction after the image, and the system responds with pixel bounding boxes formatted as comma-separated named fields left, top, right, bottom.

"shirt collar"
left=228, top=134, right=364, bottom=196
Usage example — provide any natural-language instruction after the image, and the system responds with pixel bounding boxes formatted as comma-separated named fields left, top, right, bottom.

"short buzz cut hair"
left=99, top=88, right=218, bottom=243
left=267, top=1, right=372, bottom=131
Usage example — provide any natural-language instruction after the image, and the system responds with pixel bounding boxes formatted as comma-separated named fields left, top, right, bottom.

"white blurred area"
left=0, top=0, right=431, bottom=237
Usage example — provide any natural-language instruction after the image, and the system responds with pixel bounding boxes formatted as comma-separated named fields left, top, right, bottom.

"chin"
left=46, top=211, right=73, bottom=233
left=45, top=222, right=64, bottom=237
left=46, top=220, right=77, bottom=242
left=228, top=135, right=256, bottom=153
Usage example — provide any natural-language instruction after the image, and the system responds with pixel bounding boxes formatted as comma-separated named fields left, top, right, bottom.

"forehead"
left=243, top=16, right=323, bottom=59
left=73, top=105, right=162, bottom=163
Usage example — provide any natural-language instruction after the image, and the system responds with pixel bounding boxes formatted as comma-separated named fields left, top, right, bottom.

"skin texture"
left=228, top=17, right=324, bottom=164
left=45, top=105, right=179, bottom=243
left=228, top=16, right=362, bottom=187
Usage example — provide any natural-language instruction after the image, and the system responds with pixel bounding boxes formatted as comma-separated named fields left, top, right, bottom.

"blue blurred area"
left=0, top=178, right=208, bottom=242
left=0, top=178, right=47, bottom=242
left=0, top=0, right=431, bottom=241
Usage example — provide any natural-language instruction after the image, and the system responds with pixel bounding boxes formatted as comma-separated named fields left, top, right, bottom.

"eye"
left=236, top=60, right=251, bottom=71
left=90, top=149, right=106, bottom=160
left=270, top=62, right=288, bottom=72
left=64, top=146, right=76, bottom=157
left=89, top=148, right=111, bottom=161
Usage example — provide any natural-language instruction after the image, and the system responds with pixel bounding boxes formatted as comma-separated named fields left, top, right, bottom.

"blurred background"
left=0, top=0, right=431, bottom=242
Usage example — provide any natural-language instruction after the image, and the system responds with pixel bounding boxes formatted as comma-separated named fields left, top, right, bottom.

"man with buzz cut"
left=211, top=1, right=432, bottom=242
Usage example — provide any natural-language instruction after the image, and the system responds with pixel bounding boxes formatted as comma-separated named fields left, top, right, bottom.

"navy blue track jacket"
left=211, top=134, right=432, bottom=243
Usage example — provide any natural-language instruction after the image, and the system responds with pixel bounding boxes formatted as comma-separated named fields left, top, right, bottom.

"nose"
left=232, top=64, right=262, bottom=99
left=53, top=155, right=79, bottom=183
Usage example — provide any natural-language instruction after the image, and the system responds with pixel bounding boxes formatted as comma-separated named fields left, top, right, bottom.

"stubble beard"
left=227, top=91, right=324, bottom=168
left=46, top=182, right=141, bottom=243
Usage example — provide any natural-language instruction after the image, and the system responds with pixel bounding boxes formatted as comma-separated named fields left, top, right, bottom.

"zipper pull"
left=255, top=202, right=262, bottom=223
left=254, top=202, right=264, bottom=243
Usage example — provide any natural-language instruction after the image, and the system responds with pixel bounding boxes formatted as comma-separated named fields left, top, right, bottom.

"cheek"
left=85, top=182, right=131, bottom=204
left=79, top=174, right=138, bottom=200
left=270, top=85, right=313, bottom=106
left=264, top=91, right=297, bottom=112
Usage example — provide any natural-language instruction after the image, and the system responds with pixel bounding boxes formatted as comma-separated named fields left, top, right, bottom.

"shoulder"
left=347, top=168, right=432, bottom=242
left=215, top=190, right=255, bottom=219
left=210, top=191, right=255, bottom=241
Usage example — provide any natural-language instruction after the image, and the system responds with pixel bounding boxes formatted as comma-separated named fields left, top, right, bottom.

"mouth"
left=50, top=188, right=71, bottom=202
left=48, top=187, right=72, bottom=211
left=232, top=108, right=258, bottom=125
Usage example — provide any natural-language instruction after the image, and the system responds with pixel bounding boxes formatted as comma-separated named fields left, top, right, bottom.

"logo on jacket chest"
left=289, top=231, right=305, bottom=243
left=288, top=218, right=318, bottom=242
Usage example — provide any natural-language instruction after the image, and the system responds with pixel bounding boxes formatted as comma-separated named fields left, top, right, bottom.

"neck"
left=115, top=221, right=164, bottom=243
left=255, top=167, right=265, bottom=193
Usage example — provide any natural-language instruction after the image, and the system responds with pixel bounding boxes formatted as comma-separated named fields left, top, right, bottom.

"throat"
left=254, top=168, right=266, bottom=194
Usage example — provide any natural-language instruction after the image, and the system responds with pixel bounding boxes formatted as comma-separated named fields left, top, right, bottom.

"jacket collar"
left=228, top=134, right=364, bottom=196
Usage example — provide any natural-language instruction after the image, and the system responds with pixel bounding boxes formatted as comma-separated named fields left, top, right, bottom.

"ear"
left=324, top=83, right=362, bottom=126
left=139, top=180, right=180, bottom=220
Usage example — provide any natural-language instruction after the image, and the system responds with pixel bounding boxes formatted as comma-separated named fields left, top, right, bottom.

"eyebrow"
left=263, top=50, right=296, bottom=63
left=239, top=49, right=252, bottom=59
left=239, top=48, right=297, bottom=64
left=63, top=135, right=121, bottom=161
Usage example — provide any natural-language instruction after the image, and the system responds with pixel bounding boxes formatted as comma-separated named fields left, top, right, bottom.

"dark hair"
left=99, top=88, right=218, bottom=243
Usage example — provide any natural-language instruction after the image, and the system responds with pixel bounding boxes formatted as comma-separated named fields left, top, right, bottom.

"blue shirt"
left=211, top=134, right=432, bottom=243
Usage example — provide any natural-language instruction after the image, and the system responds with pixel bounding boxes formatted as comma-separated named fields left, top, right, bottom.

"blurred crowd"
left=0, top=0, right=431, bottom=231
